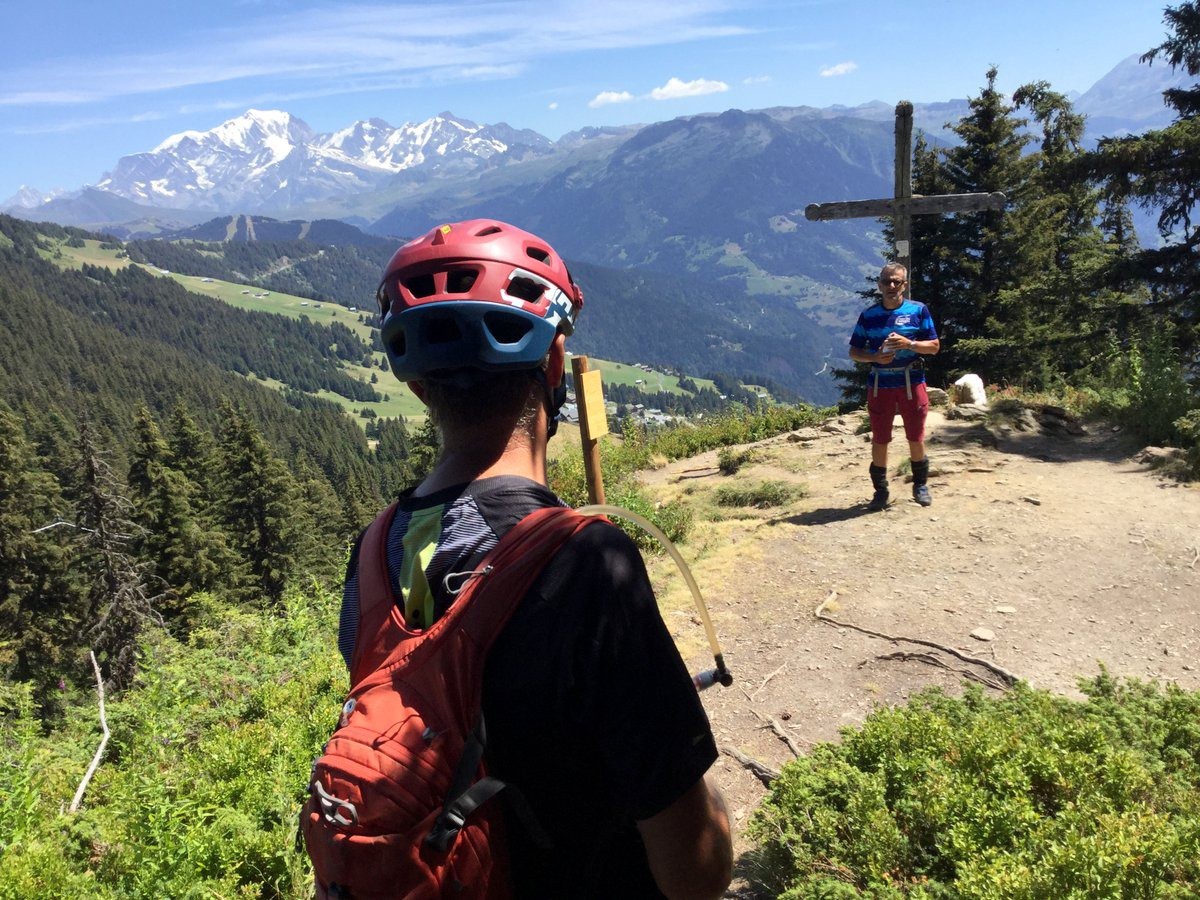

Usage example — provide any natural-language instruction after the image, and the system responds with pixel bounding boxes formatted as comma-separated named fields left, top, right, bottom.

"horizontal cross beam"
left=803, top=191, right=1006, bottom=222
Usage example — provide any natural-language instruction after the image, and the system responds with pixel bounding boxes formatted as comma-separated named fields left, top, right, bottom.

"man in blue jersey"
left=848, top=262, right=941, bottom=510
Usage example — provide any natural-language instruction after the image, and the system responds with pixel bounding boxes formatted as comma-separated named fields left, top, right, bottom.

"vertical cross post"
left=893, top=101, right=913, bottom=293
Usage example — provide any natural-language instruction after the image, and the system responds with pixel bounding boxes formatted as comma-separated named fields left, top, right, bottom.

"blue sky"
left=0, top=0, right=1176, bottom=202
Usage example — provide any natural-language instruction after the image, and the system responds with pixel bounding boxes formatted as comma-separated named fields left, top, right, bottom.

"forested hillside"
left=0, top=214, right=440, bottom=714
left=125, top=232, right=394, bottom=312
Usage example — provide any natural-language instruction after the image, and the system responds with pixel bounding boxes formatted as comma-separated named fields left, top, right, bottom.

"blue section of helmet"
left=381, top=301, right=558, bottom=382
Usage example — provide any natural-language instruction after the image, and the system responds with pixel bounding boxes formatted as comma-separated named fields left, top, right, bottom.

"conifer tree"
left=959, top=84, right=1115, bottom=386
left=129, top=406, right=230, bottom=616
left=0, top=402, right=78, bottom=706
left=74, top=422, right=158, bottom=691
left=1090, top=2, right=1200, bottom=352
left=374, top=417, right=414, bottom=498
left=215, top=404, right=302, bottom=605
left=934, top=67, right=1032, bottom=375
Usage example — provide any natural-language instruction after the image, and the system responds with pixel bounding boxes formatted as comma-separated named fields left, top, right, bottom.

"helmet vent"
left=446, top=269, right=479, bottom=294
left=475, top=225, right=502, bottom=237
left=525, top=246, right=551, bottom=263
left=506, top=276, right=546, bottom=303
left=484, top=312, right=533, bottom=345
left=423, top=312, right=463, bottom=345
left=403, top=274, right=437, bottom=298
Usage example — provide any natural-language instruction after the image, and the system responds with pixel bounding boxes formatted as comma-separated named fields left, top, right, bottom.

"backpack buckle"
left=313, top=780, right=359, bottom=827
left=424, top=809, right=466, bottom=852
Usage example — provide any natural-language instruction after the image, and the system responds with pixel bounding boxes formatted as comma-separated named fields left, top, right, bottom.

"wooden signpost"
left=570, top=354, right=608, bottom=505
left=804, top=101, right=1005, bottom=286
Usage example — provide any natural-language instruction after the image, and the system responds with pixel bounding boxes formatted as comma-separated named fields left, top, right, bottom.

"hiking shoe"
left=913, top=484, right=932, bottom=507
left=867, top=490, right=889, bottom=511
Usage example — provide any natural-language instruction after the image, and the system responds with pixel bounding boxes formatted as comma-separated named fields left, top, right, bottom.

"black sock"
left=912, top=458, right=929, bottom=486
left=869, top=464, right=888, bottom=492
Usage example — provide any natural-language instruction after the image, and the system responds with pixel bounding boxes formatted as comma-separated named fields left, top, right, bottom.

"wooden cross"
left=803, top=100, right=1005, bottom=288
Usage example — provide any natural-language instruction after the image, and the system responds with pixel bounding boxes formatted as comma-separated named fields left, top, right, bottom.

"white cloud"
left=819, top=61, right=858, bottom=78
left=588, top=90, right=634, bottom=108
left=649, top=76, right=729, bottom=101
left=743, top=75, right=772, bottom=85
left=0, top=2, right=753, bottom=108
left=548, top=101, right=558, bottom=110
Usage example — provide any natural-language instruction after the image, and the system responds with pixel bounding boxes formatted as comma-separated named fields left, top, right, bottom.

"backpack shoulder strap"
left=351, top=502, right=600, bottom=687
left=349, top=499, right=401, bottom=682
left=451, top=505, right=595, bottom=649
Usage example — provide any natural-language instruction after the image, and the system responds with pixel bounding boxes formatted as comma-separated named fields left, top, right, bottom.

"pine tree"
left=374, top=417, right=413, bottom=498
left=214, top=404, right=302, bottom=605
left=74, top=422, right=158, bottom=691
left=958, top=84, right=1115, bottom=386
left=1090, top=2, right=1200, bottom=351
left=0, top=402, right=79, bottom=708
left=129, top=406, right=231, bottom=617
left=405, top=419, right=441, bottom=487
left=935, top=67, right=1032, bottom=376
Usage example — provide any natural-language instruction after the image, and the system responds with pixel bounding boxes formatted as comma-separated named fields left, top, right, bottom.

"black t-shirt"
left=339, top=476, right=718, bottom=898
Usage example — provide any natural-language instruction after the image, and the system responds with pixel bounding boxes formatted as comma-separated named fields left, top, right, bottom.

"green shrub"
left=1174, top=410, right=1200, bottom=479
left=718, top=447, right=754, bottom=475
left=549, top=431, right=691, bottom=550
left=747, top=675, right=1200, bottom=898
left=714, top=480, right=800, bottom=509
left=640, top=404, right=830, bottom=463
left=1086, top=329, right=1194, bottom=447
left=0, top=587, right=345, bottom=898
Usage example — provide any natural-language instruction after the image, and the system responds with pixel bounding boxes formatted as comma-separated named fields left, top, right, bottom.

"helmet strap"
left=530, top=368, right=567, bottom=439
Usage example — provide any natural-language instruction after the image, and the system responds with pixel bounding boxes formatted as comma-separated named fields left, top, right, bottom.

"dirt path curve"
left=634, top=406, right=1200, bottom=894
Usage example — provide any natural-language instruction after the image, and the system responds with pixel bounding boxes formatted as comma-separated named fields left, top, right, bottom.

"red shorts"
left=868, top=383, right=928, bottom=444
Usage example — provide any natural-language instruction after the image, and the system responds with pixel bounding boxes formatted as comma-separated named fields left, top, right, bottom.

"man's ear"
left=406, top=380, right=429, bottom=406
left=547, top=334, right=567, bottom=388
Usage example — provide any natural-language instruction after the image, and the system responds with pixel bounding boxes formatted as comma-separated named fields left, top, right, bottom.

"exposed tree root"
left=871, top=650, right=1010, bottom=691
left=720, top=744, right=779, bottom=786
left=815, top=589, right=1019, bottom=687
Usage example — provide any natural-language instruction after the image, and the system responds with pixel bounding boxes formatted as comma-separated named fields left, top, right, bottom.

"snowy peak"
left=1, top=185, right=69, bottom=211
left=95, top=108, right=553, bottom=212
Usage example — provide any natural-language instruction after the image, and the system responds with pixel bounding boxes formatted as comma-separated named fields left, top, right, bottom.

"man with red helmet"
left=337, top=220, right=732, bottom=897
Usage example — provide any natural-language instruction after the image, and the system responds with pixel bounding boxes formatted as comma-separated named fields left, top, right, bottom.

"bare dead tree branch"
left=70, top=651, right=111, bottom=813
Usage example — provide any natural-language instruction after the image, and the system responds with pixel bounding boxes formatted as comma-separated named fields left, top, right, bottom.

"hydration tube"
left=577, top=505, right=733, bottom=691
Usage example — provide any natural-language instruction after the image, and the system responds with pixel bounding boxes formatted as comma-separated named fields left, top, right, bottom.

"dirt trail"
left=634, top=405, right=1200, bottom=893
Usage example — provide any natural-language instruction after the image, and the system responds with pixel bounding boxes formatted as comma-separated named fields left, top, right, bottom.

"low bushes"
left=747, top=673, right=1200, bottom=898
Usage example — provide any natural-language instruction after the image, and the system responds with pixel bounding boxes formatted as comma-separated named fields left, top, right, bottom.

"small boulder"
left=1134, top=446, right=1185, bottom=467
left=970, top=627, right=996, bottom=642
left=952, top=374, right=988, bottom=406
left=947, top=404, right=988, bottom=421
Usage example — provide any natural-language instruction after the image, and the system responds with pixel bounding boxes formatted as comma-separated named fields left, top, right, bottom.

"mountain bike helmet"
left=377, top=219, right=584, bottom=383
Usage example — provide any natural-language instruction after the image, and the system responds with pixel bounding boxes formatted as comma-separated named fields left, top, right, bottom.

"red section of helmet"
left=378, top=219, right=582, bottom=320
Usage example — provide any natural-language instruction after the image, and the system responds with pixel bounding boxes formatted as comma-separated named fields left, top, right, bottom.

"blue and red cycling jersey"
left=849, top=299, right=939, bottom=390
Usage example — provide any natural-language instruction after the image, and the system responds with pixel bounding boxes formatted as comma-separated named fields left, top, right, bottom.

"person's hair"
left=879, top=262, right=908, bottom=282
left=421, top=368, right=542, bottom=444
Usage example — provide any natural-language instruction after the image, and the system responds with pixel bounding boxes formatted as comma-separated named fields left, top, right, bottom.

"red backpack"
left=302, top=503, right=595, bottom=899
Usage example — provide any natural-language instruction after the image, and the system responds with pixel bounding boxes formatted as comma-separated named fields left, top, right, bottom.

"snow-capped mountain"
left=1, top=185, right=69, bottom=210
left=93, top=109, right=553, bottom=212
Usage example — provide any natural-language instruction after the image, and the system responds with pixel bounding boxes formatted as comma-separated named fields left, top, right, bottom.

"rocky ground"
left=634, top=402, right=1200, bottom=896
